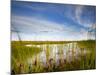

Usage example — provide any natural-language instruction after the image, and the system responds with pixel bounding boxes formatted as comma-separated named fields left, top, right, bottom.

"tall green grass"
left=11, top=40, right=96, bottom=74
left=77, top=40, right=96, bottom=69
left=11, top=41, right=42, bottom=74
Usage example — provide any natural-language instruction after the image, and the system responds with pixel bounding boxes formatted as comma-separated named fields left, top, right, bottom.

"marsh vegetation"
left=11, top=40, right=96, bottom=74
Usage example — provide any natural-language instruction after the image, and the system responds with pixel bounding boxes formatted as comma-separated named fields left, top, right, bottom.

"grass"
left=77, top=40, right=96, bottom=69
left=11, top=41, right=42, bottom=74
left=11, top=40, right=96, bottom=74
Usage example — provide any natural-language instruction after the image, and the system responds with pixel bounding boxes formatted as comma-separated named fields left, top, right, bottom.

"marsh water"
left=25, top=42, right=90, bottom=67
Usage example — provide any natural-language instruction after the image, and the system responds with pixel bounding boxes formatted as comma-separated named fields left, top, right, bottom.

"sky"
left=11, top=1, right=96, bottom=41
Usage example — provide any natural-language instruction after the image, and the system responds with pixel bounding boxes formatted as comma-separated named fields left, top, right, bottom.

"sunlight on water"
left=26, top=44, right=41, bottom=48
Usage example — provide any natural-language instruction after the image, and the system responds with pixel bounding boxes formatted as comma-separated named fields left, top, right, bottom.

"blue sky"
left=11, top=1, right=96, bottom=41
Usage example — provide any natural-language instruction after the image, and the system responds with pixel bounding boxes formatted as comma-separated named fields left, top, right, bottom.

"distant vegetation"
left=12, top=40, right=95, bottom=44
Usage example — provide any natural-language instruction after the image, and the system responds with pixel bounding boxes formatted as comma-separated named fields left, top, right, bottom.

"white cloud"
left=64, top=5, right=95, bottom=28
left=75, top=6, right=84, bottom=25
left=11, top=15, right=80, bottom=34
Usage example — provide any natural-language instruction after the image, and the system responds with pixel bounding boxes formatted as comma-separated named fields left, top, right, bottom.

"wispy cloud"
left=64, top=5, right=96, bottom=28
left=75, top=6, right=96, bottom=28
left=11, top=15, right=80, bottom=34
left=11, top=15, right=85, bottom=41
left=75, top=6, right=84, bottom=26
left=11, top=15, right=63, bottom=33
